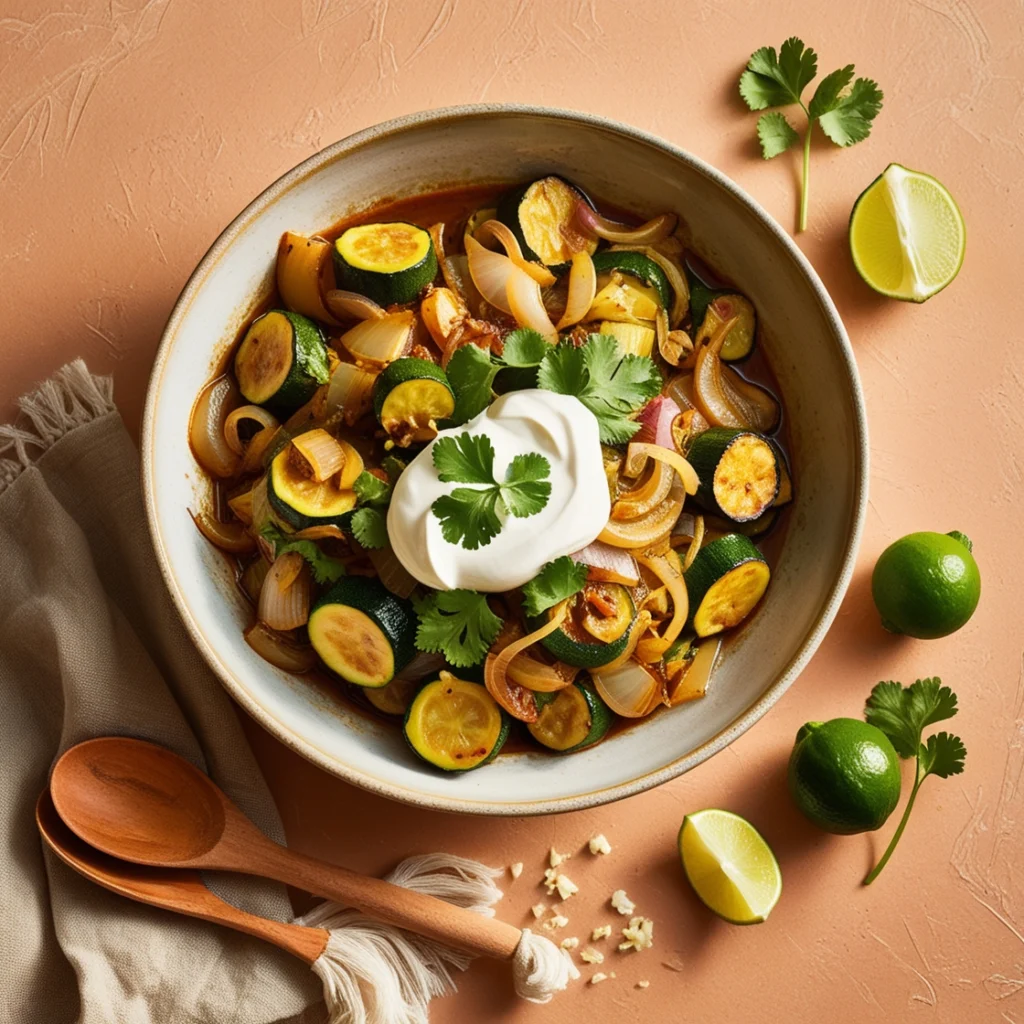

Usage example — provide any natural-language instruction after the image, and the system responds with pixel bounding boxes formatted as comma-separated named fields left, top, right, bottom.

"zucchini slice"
left=598, top=320, right=656, bottom=357
left=684, top=534, right=770, bottom=637
left=372, top=357, right=455, bottom=447
left=772, top=443, right=793, bottom=507
left=308, top=576, right=416, bottom=687
left=496, top=176, right=598, bottom=269
left=527, top=681, right=613, bottom=753
left=333, top=222, right=437, bottom=306
left=267, top=444, right=356, bottom=530
left=540, top=583, right=636, bottom=668
left=591, top=250, right=673, bottom=311
left=234, top=310, right=330, bottom=412
left=588, top=276, right=661, bottom=325
left=404, top=674, right=510, bottom=771
left=687, top=427, right=779, bottom=522
left=695, top=293, right=757, bottom=363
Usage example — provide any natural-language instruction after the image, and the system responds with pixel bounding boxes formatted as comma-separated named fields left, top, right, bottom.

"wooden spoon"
left=50, top=737, right=522, bottom=961
left=35, top=788, right=328, bottom=963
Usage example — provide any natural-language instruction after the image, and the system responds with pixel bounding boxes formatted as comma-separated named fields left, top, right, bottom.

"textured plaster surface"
left=2, top=1, right=1022, bottom=1020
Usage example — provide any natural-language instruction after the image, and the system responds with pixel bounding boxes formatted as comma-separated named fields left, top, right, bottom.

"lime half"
left=849, top=163, right=965, bottom=302
left=678, top=809, right=782, bottom=924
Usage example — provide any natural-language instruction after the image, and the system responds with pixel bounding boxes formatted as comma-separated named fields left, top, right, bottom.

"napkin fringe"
left=0, top=359, right=114, bottom=495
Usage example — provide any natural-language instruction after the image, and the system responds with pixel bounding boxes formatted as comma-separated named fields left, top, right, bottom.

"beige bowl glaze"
left=142, top=105, right=867, bottom=816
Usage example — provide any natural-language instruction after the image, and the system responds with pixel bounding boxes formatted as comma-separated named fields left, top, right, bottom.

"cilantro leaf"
left=432, top=432, right=496, bottom=485
left=432, top=488, right=503, bottom=550
left=500, top=328, right=550, bottom=368
left=258, top=523, right=344, bottom=584
left=538, top=335, right=661, bottom=444
left=414, top=589, right=503, bottom=667
left=757, top=112, right=799, bottom=158
left=520, top=556, right=589, bottom=617
left=739, top=38, right=883, bottom=230
left=349, top=507, right=388, bottom=549
left=382, top=455, right=406, bottom=484
left=446, top=344, right=501, bottom=425
left=353, top=470, right=392, bottom=507
left=862, top=677, right=966, bottom=884
left=501, top=453, right=553, bottom=518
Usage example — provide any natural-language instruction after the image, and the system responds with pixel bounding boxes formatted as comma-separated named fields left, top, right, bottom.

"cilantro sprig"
left=740, top=37, right=883, bottom=231
left=538, top=334, right=661, bottom=444
left=862, top=678, right=966, bottom=884
left=259, top=523, right=344, bottom=584
left=520, top=556, right=589, bottom=618
left=347, top=470, right=391, bottom=550
left=430, top=432, right=551, bottom=550
left=413, top=589, right=503, bottom=667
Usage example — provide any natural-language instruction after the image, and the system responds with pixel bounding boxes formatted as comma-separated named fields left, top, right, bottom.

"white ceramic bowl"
left=142, top=105, right=867, bottom=815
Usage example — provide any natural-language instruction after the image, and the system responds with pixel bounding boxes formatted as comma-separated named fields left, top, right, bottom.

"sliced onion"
left=635, top=552, right=689, bottom=656
left=258, top=552, right=310, bottom=630
left=506, top=654, right=578, bottom=692
left=190, top=377, right=240, bottom=478
left=227, top=489, right=254, bottom=525
left=339, top=311, right=415, bottom=368
left=484, top=603, right=568, bottom=722
left=681, top=514, right=706, bottom=571
left=571, top=540, right=640, bottom=586
left=634, top=395, right=681, bottom=449
left=554, top=250, right=597, bottom=330
left=324, top=289, right=385, bottom=321
left=625, top=441, right=699, bottom=496
left=693, top=318, right=777, bottom=432
left=291, top=524, right=346, bottom=541
left=240, top=427, right=278, bottom=474
left=612, top=459, right=674, bottom=521
left=290, top=428, right=345, bottom=483
left=276, top=233, right=341, bottom=326
left=323, top=361, right=378, bottom=426
left=592, top=659, right=662, bottom=718
left=723, top=366, right=781, bottom=433
left=393, top=650, right=446, bottom=683
left=506, top=263, right=558, bottom=343
left=223, top=405, right=279, bottom=456
left=367, top=545, right=417, bottom=599
left=244, top=622, right=318, bottom=673
left=475, top=219, right=556, bottom=287
left=593, top=610, right=652, bottom=671
left=667, top=637, right=721, bottom=706
left=610, top=244, right=689, bottom=326
left=599, top=479, right=684, bottom=549
left=442, top=254, right=482, bottom=313
left=465, top=235, right=514, bottom=314
left=240, top=556, right=270, bottom=603
left=575, top=202, right=677, bottom=246
left=190, top=509, right=256, bottom=554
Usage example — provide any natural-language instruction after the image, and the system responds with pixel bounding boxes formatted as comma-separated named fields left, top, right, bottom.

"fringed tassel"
left=296, top=853, right=577, bottom=1024
left=0, top=359, right=114, bottom=494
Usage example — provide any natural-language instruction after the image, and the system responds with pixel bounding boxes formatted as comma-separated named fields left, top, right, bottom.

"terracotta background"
left=3, top=0, right=1022, bottom=1020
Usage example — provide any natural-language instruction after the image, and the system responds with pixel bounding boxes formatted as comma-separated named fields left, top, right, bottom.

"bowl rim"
left=141, top=103, right=868, bottom=816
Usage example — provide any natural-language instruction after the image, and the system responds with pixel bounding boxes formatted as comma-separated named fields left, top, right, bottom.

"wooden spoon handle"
left=257, top=843, right=522, bottom=960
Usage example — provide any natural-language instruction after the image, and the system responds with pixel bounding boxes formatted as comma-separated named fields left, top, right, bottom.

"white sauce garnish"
left=388, top=390, right=610, bottom=592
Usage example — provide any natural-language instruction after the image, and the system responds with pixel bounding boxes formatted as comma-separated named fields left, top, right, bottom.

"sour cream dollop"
left=388, top=390, right=610, bottom=592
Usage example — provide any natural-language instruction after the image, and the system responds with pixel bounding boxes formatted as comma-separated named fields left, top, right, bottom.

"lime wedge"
left=849, top=163, right=965, bottom=302
left=678, top=809, right=782, bottom=924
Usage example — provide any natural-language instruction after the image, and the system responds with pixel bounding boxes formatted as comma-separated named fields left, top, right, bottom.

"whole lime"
left=871, top=531, right=980, bottom=639
left=788, top=718, right=902, bottom=834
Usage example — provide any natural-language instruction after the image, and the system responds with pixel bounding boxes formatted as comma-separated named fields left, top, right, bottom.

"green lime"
left=788, top=719, right=901, bottom=835
left=849, top=163, right=966, bottom=302
left=872, top=530, right=980, bottom=639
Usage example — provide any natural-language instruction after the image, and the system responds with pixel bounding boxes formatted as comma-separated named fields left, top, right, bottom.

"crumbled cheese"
left=619, top=916, right=654, bottom=952
left=580, top=947, right=604, bottom=964
left=554, top=873, right=578, bottom=901
left=590, top=973, right=608, bottom=985
left=560, top=936, right=579, bottom=950
left=588, top=833, right=612, bottom=855
left=541, top=913, right=569, bottom=932
left=636, top=980, right=650, bottom=990
left=531, top=903, right=546, bottom=919
left=542, top=867, right=558, bottom=893
left=610, top=889, right=636, bottom=915
left=591, top=924, right=612, bottom=941
left=549, top=846, right=569, bottom=868
left=509, top=862, right=523, bottom=880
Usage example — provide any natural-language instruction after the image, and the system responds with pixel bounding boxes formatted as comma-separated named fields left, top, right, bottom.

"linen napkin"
left=0, top=361, right=324, bottom=1024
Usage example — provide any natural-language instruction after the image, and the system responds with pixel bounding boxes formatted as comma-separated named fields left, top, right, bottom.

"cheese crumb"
left=588, top=833, right=612, bottom=855
left=591, top=924, right=612, bottom=941
left=509, top=862, right=523, bottom=880
left=610, top=889, right=636, bottom=915
left=541, top=913, right=569, bottom=931
left=531, top=903, right=546, bottom=919
left=590, top=972, right=608, bottom=985
left=554, top=874, right=578, bottom=900
left=636, top=980, right=650, bottom=989
left=560, top=936, right=579, bottom=950
left=580, top=947, right=604, bottom=964
left=542, top=867, right=558, bottom=893
left=619, top=916, right=654, bottom=952
left=549, top=847, right=569, bottom=868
